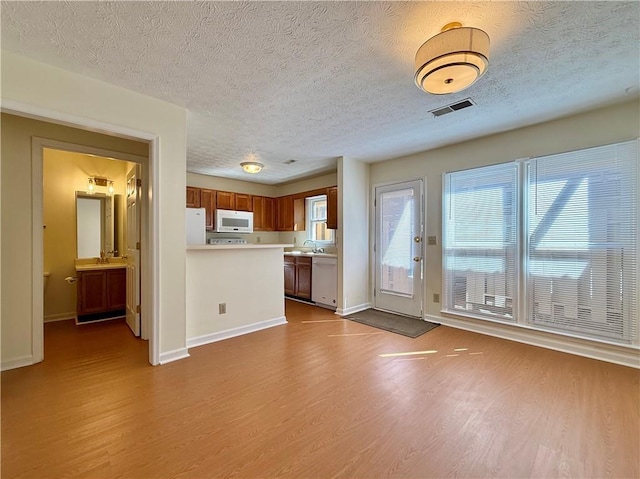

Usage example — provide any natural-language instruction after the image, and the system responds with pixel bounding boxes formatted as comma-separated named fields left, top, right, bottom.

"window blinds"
left=527, top=141, right=638, bottom=343
left=441, top=140, right=638, bottom=346
left=443, top=162, right=518, bottom=322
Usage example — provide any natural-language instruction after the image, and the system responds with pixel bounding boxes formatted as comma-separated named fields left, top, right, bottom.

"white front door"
left=126, top=165, right=141, bottom=337
left=374, top=180, right=424, bottom=317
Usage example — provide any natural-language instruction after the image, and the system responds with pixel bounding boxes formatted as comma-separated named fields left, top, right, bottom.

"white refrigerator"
left=186, top=207, right=206, bottom=245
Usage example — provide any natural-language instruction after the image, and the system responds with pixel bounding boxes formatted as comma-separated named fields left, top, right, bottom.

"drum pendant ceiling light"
left=414, top=22, right=490, bottom=95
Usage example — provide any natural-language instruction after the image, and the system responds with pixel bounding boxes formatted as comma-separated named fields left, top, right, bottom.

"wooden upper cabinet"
left=252, top=196, right=264, bottom=231
left=276, top=195, right=294, bottom=231
left=216, top=190, right=235, bottom=210
left=200, top=189, right=216, bottom=230
left=235, top=193, right=253, bottom=212
left=293, top=198, right=305, bottom=232
left=263, top=197, right=275, bottom=231
left=186, top=187, right=201, bottom=208
left=326, top=186, right=338, bottom=230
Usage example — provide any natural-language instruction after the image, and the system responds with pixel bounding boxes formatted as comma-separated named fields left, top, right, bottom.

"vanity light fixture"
left=240, top=162, right=264, bottom=174
left=414, top=22, right=490, bottom=95
left=87, top=176, right=112, bottom=194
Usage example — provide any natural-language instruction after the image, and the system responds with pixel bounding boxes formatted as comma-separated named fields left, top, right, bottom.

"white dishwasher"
left=312, top=256, right=337, bottom=309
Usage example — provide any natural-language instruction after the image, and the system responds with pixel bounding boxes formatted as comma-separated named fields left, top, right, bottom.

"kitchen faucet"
left=302, top=239, right=318, bottom=253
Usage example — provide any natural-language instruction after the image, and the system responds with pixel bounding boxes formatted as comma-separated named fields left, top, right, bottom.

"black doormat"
left=345, top=309, right=439, bottom=338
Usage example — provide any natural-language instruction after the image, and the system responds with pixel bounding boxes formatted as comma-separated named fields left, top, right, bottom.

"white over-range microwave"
left=215, top=209, right=254, bottom=233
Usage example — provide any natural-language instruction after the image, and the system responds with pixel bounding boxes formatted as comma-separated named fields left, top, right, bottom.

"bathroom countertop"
left=75, top=262, right=127, bottom=272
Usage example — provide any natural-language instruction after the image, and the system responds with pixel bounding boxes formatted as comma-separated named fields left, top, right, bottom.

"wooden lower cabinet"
left=296, top=257, right=312, bottom=298
left=284, top=255, right=312, bottom=300
left=77, top=267, right=126, bottom=323
left=284, top=256, right=296, bottom=296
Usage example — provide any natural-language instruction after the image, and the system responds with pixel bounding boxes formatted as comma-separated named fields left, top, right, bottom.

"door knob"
left=414, top=236, right=422, bottom=243
left=413, top=256, right=421, bottom=262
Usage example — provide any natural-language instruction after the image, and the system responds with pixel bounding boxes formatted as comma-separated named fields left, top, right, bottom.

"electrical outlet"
left=428, top=236, right=437, bottom=245
left=219, top=303, right=226, bottom=314
left=433, top=293, right=440, bottom=303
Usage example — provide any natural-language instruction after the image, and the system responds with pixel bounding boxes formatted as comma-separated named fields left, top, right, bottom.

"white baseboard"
left=1, top=355, right=35, bottom=371
left=336, top=302, right=371, bottom=317
left=187, top=316, right=287, bottom=349
left=158, top=348, right=190, bottom=365
left=426, top=313, right=640, bottom=369
left=44, top=312, right=76, bottom=323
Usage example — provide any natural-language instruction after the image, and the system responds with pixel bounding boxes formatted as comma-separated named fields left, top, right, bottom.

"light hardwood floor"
left=2, top=300, right=638, bottom=478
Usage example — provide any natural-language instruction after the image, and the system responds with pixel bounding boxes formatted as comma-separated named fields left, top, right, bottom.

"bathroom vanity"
left=75, top=263, right=126, bottom=323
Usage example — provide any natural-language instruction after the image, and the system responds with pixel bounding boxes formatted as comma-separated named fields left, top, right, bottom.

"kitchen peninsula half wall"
left=186, top=244, right=292, bottom=349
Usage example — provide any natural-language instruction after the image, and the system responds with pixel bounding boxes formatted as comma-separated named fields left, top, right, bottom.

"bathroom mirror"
left=75, top=192, right=118, bottom=259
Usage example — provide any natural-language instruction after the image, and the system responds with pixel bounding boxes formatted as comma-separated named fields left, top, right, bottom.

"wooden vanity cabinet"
left=77, top=268, right=126, bottom=323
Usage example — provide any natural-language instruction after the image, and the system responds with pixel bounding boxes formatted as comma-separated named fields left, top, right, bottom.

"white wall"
left=1, top=51, right=187, bottom=366
left=186, top=248, right=286, bottom=344
left=370, top=99, right=640, bottom=367
left=337, top=157, right=370, bottom=314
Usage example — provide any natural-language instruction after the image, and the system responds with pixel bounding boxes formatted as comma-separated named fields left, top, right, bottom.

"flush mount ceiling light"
left=240, top=161, right=264, bottom=174
left=415, top=22, right=490, bottom=95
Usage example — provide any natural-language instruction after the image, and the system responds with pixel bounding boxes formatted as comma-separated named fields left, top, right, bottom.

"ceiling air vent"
left=429, top=98, right=475, bottom=118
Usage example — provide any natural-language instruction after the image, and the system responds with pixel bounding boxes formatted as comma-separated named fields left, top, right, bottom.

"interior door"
left=374, top=180, right=424, bottom=317
left=126, top=165, right=141, bottom=337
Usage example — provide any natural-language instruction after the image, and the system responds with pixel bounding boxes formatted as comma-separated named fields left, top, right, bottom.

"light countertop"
left=75, top=262, right=127, bottom=271
left=187, top=243, right=293, bottom=251
left=284, top=251, right=337, bottom=258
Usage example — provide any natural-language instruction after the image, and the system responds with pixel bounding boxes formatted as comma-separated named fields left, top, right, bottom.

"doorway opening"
left=34, top=137, right=151, bottom=364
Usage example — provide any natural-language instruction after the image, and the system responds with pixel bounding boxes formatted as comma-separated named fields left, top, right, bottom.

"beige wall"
left=1, top=51, right=186, bottom=367
left=276, top=172, right=337, bottom=196
left=42, top=149, right=129, bottom=321
left=370, top=99, right=640, bottom=320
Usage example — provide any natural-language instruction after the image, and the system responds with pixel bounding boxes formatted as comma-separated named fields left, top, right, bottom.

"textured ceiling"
left=2, top=1, right=639, bottom=184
